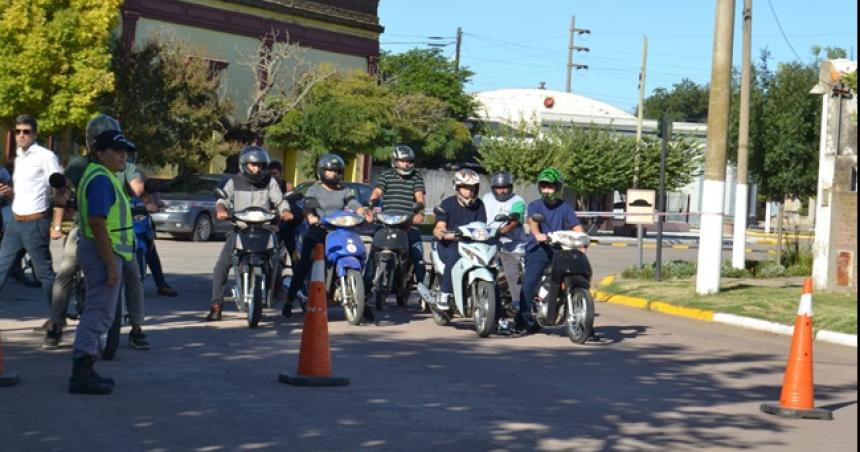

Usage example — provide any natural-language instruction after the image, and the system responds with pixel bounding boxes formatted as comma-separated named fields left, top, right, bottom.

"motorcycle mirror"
left=143, top=178, right=161, bottom=194
left=214, top=188, right=228, bottom=200
left=494, top=213, right=509, bottom=223
left=49, top=172, right=67, bottom=189
left=284, top=190, right=303, bottom=202
left=531, top=213, right=546, bottom=224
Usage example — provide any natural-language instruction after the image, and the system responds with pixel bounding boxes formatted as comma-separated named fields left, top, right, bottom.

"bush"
left=721, top=259, right=753, bottom=278
left=622, top=260, right=696, bottom=280
left=756, top=261, right=786, bottom=278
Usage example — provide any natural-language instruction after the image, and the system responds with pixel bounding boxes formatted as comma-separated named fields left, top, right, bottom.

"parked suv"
left=151, top=174, right=231, bottom=241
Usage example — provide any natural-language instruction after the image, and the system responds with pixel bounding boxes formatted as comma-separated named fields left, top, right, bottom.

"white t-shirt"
left=12, top=143, right=62, bottom=216
left=482, top=192, right=528, bottom=254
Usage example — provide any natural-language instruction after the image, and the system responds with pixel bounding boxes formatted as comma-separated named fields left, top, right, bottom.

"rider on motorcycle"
left=521, top=168, right=584, bottom=331
left=206, top=145, right=292, bottom=321
left=481, top=171, right=528, bottom=331
left=282, top=153, right=368, bottom=318
left=432, top=169, right=486, bottom=309
left=365, top=145, right=428, bottom=307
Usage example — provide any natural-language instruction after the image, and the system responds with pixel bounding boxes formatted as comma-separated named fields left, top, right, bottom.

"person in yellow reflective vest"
left=68, top=130, right=135, bottom=395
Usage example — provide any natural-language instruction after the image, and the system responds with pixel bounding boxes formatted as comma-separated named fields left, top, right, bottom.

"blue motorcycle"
left=322, top=210, right=367, bottom=326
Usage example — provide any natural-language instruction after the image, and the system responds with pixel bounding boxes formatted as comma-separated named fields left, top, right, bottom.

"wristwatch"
left=52, top=224, right=62, bottom=232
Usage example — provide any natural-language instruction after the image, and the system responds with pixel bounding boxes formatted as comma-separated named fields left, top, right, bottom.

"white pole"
left=764, top=202, right=771, bottom=233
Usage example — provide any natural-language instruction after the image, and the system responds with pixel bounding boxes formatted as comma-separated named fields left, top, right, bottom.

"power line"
left=765, top=0, right=804, bottom=62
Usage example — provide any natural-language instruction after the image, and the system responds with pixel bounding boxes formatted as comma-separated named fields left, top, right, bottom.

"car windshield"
left=162, top=176, right=223, bottom=195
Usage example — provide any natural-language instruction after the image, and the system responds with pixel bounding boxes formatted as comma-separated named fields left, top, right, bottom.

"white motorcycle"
left=419, top=215, right=508, bottom=337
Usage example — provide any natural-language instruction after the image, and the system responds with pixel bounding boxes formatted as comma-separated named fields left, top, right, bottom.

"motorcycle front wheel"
left=342, top=269, right=366, bottom=326
left=472, top=280, right=497, bottom=338
left=565, top=286, right=594, bottom=344
left=428, top=273, right=450, bottom=326
left=247, top=269, right=264, bottom=328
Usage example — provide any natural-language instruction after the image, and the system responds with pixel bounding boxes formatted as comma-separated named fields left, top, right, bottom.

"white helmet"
left=453, top=169, right=480, bottom=206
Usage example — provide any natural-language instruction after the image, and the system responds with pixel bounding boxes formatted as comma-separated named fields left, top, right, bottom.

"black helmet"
left=391, top=145, right=416, bottom=176
left=317, top=153, right=345, bottom=186
left=239, top=145, right=271, bottom=183
left=85, top=114, right=122, bottom=153
left=490, top=171, right=514, bottom=202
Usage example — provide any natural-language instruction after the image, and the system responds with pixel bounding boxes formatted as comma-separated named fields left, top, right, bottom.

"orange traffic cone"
left=279, top=243, right=349, bottom=387
left=760, top=278, right=832, bottom=420
left=0, top=331, right=21, bottom=387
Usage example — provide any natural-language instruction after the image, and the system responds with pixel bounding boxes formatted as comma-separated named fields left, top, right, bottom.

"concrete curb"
left=592, top=275, right=857, bottom=348
left=591, top=241, right=770, bottom=254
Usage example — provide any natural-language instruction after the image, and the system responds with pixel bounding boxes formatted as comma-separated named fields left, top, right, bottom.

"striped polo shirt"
left=375, top=169, right=425, bottom=214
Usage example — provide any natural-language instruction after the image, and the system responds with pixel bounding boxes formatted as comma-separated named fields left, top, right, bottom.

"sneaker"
left=43, top=325, right=63, bottom=350
left=128, top=328, right=151, bottom=350
left=281, top=299, right=293, bottom=318
left=205, top=304, right=222, bottom=321
left=157, top=285, right=178, bottom=297
left=436, top=293, right=451, bottom=310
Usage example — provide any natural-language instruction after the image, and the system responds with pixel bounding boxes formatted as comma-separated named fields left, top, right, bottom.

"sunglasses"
left=15, top=129, right=33, bottom=136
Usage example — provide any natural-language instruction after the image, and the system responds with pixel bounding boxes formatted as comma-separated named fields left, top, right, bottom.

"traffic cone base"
left=760, top=402, right=833, bottom=420
left=279, top=243, right=349, bottom=387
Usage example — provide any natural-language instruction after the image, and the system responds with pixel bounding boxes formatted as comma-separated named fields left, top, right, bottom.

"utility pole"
left=634, top=36, right=648, bottom=268
left=656, top=117, right=672, bottom=281
left=696, top=0, right=736, bottom=295
left=565, top=15, right=590, bottom=93
left=732, top=0, right=752, bottom=269
left=454, top=27, right=463, bottom=71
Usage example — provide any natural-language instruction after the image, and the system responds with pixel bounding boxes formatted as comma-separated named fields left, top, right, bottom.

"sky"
left=378, top=0, right=858, bottom=114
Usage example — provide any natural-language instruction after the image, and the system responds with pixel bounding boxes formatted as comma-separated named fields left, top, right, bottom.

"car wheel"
left=192, top=213, right=213, bottom=242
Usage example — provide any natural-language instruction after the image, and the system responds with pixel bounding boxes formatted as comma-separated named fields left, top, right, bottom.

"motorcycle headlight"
left=466, top=227, right=491, bottom=242
left=378, top=213, right=410, bottom=225
left=165, top=203, right=191, bottom=213
left=326, top=214, right=364, bottom=228
left=235, top=210, right=276, bottom=223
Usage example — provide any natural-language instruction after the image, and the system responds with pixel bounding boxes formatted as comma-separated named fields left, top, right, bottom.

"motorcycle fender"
left=467, top=267, right=495, bottom=287
left=335, top=256, right=362, bottom=278
left=451, top=258, right=474, bottom=315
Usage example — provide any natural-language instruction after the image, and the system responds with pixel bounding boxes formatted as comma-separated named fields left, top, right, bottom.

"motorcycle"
left=421, top=214, right=508, bottom=337
left=529, top=213, right=595, bottom=344
left=321, top=210, right=367, bottom=326
left=215, top=188, right=279, bottom=328
left=367, top=204, right=422, bottom=311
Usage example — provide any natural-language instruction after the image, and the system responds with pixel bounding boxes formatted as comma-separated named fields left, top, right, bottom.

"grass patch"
left=599, top=278, right=857, bottom=335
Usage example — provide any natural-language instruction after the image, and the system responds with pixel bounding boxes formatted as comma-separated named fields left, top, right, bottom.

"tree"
left=266, top=69, right=392, bottom=176
left=98, top=34, right=234, bottom=174
left=642, top=78, right=710, bottom=122
left=0, top=0, right=123, bottom=132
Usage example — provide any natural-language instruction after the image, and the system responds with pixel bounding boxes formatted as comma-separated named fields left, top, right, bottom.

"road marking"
left=611, top=243, right=629, bottom=248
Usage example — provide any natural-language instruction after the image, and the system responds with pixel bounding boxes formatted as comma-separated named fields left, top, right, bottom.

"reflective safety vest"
left=78, top=163, right=134, bottom=261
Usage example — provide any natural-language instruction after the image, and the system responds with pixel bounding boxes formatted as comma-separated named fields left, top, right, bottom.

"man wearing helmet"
left=481, top=171, right=528, bottom=333
left=520, top=167, right=584, bottom=332
left=206, top=145, right=292, bottom=321
left=282, top=153, right=367, bottom=318
left=43, top=114, right=159, bottom=351
left=365, top=145, right=428, bottom=309
left=431, top=168, right=486, bottom=310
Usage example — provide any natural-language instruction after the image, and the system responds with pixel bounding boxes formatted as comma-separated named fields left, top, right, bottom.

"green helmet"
left=537, top=167, right=563, bottom=202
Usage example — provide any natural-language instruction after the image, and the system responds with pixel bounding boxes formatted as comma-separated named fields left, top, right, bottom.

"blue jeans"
left=437, top=244, right=460, bottom=295
left=0, top=217, right=55, bottom=306
left=521, top=245, right=553, bottom=316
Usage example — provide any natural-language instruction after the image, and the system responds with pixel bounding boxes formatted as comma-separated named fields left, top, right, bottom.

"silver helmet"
left=85, top=114, right=122, bottom=153
left=391, top=144, right=416, bottom=176
left=490, top=171, right=514, bottom=202
left=239, top=145, right=271, bottom=183
left=453, top=169, right=480, bottom=207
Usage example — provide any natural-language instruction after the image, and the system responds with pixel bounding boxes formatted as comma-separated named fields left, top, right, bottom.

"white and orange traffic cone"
left=279, top=243, right=349, bottom=387
left=760, top=278, right=832, bottom=420
left=0, top=331, right=20, bottom=387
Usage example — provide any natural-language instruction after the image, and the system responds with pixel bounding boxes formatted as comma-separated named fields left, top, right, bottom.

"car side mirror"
left=532, top=213, right=545, bottom=224
left=214, top=188, right=228, bottom=200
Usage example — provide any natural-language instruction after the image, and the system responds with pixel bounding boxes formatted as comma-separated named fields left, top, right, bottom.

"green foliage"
left=643, top=79, right=709, bottom=122
left=622, top=260, right=697, bottom=280
left=844, top=71, right=857, bottom=93
left=97, top=35, right=233, bottom=175
left=477, top=122, right=702, bottom=196
left=756, top=261, right=787, bottom=278
left=378, top=48, right=477, bottom=121
left=0, top=0, right=123, bottom=132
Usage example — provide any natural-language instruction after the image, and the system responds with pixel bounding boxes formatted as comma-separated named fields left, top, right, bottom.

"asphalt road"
left=0, top=238, right=855, bottom=452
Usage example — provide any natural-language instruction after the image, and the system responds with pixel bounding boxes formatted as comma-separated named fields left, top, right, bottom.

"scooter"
left=421, top=214, right=508, bottom=337
left=367, top=204, right=422, bottom=311
left=529, top=213, right=595, bottom=344
left=215, top=188, right=279, bottom=328
left=321, top=210, right=367, bottom=326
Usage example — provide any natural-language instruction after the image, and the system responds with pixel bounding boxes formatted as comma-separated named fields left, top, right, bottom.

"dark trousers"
left=522, top=245, right=553, bottom=316
left=286, top=228, right=326, bottom=301
left=437, top=244, right=459, bottom=295
left=146, top=242, right=168, bottom=289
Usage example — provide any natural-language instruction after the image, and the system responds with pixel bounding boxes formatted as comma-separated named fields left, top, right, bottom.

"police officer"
left=69, top=129, right=136, bottom=395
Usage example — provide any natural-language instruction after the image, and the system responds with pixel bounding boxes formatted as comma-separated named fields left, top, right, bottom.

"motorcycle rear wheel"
left=343, top=269, right=366, bottom=326
left=565, top=286, right=594, bottom=344
left=247, top=271, right=264, bottom=328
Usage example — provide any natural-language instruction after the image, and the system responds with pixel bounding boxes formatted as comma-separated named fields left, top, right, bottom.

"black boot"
left=42, top=324, right=63, bottom=350
left=69, top=354, right=113, bottom=394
